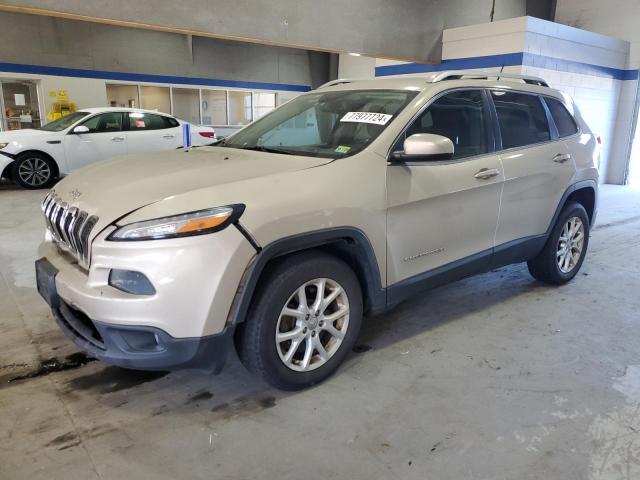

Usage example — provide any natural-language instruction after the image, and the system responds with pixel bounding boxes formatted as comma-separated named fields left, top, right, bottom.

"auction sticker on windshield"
left=340, top=112, right=393, bottom=125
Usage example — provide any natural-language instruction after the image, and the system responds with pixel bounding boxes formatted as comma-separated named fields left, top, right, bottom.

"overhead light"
left=348, top=52, right=361, bottom=57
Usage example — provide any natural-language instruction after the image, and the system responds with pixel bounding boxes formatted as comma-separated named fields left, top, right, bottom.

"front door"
left=386, top=89, right=503, bottom=285
left=64, top=112, right=127, bottom=171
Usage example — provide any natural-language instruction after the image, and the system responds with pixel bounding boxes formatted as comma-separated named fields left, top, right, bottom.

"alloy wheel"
left=18, top=157, right=51, bottom=187
left=275, top=278, right=350, bottom=372
left=556, top=216, right=585, bottom=274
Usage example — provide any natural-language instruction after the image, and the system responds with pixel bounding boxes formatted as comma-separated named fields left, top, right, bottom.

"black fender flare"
left=227, top=227, right=386, bottom=325
left=546, top=179, right=597, bottom=233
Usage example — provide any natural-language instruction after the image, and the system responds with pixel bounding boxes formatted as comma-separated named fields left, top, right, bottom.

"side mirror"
left=390, top=133, right=454, bottom=162
left=72, top=125, right=89, bottom=134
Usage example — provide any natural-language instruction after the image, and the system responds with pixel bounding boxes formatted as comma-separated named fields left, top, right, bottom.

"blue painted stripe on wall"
left=375, top=53, right=524, bottom=77
left=375, top=52, right=639, bottom=81
left=521, top=53, right=639, bottom=81
left=0, top=62, right=312, bottom=92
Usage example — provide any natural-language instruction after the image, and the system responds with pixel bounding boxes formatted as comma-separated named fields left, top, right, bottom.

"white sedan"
left=0, top=108, right=216, bottom=189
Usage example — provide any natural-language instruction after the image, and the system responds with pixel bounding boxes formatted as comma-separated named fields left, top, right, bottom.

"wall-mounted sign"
left=14, top=93, right=25, bottom=106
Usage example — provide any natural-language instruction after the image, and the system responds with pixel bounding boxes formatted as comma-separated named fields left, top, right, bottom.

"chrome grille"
left=42, top=192, right=98, bottom=265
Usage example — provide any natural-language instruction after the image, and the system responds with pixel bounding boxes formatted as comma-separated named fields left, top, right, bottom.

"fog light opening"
left=109, top=269, right=156, bottom=296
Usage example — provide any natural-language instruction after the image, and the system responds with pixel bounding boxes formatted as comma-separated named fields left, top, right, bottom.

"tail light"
left=199, top=131, right=215, bottom=138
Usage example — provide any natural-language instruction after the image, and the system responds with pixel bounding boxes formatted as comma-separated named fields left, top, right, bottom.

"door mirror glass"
left=72, top=125, right=90, bottom=134
left=391, top=133, right=454, bottom=162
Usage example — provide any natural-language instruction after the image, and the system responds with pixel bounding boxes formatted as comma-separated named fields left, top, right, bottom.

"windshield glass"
left=223, top=89, right=418, bottom=158
left=39, top=112, right=90, bottom=132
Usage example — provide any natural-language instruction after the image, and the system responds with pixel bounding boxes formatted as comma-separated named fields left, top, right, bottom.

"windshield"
left=222, top=89, right=418, bottom=158
left=39, top=112, right=90, bottom=132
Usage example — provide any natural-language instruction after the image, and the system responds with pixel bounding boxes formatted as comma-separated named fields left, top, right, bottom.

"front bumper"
left=37, top=257, right=235, bottom=372
left=38, top=224, right=255, bottom=338
left=0, top=151, right=14, bottom=178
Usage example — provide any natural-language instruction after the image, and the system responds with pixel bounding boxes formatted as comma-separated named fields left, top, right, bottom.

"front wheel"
left=235, top=251, right=363, bottom=390
left=12, top=152, right=57, bottom=189
left=527, top=202, right=590, bottom=285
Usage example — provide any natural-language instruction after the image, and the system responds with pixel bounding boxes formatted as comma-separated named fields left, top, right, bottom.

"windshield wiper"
left=240, top=145, right=296, bottom=155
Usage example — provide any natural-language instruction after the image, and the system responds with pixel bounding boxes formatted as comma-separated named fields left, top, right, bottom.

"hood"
left=51, top=146, right=333, bottom=234
left=0, top=128, right=55, bottom=141
left=0, top=128, right=61, bottom=149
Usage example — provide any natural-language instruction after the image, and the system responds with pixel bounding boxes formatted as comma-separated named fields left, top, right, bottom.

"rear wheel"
left=527, top=202, right=590, bottom=285
left=12, top=152, right=56, bottom=189
left=236, top=251, right=363, bottom=390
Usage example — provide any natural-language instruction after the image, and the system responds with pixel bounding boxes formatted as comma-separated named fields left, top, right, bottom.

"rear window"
left=492, top=91, right=550, bottom=149
left=545, top=97, right=578, bottom=137
left=128, top=113, right=177, bottom=130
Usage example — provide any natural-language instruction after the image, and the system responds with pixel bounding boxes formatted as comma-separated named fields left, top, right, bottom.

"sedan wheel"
left=13, top=154, right=55, bottom=189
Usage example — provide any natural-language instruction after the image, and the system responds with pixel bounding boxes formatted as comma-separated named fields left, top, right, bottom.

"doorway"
left=0, top=80, right=41, bottom=131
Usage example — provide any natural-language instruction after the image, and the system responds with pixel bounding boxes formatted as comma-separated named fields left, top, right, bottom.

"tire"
left=12, top=152, right=57, bottom=189
left=527, top=202, right=590, bottom=285
left=235, top=250, right=363, bottom=391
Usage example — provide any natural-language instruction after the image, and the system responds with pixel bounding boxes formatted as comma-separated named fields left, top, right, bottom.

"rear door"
left=490, top=90, right=576, bottom=246
left=63, top=111, right=126, bottom=170
left=125, top=112, right=182, bottom=154
left=386, top=89, right=504, bottom=285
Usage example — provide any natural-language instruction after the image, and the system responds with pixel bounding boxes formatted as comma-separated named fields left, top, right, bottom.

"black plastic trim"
left=228, top=227, right=386, bottom=325
left=390, top=152, right=453, bottom=162
left=387, top=248, right=493, bottom=306
left=0, top=150, right=16, bottom=160
left=52, top=298, right=234, bottom=372
left=545, top=180, right=597, bottom=230
left=234, top=221, right=262, bottom=253
left=540, top=95, right=560, bottom=140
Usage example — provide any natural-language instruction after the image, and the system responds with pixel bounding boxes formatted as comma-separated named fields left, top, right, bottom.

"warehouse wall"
left=0, top=0, right=533, bottom=62
left=554, top=0, right=640, bottom=185
left=0, top=12, right=316, bottom=87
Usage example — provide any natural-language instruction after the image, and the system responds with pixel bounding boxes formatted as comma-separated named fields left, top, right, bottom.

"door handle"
left=474, top=168, right=501, bottom=180
left=163, top=134, right=175, bottom=139
left=553, top=153, right=571, bottom=163
left=111, top=136, right=125, bottom=142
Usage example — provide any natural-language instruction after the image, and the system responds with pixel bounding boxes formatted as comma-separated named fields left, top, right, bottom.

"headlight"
left=0, top=143, right=8, bottom=149
left=108, top=205, right=244, bottom=241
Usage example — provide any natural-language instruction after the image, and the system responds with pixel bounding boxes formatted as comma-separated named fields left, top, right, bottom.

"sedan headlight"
left=108, top=205, right=244, bottom=241
left=0, top=143, right=8, bottom=149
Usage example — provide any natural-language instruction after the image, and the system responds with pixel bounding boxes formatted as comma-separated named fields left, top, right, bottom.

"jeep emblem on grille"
left=70, top=189, right=82, bottom=201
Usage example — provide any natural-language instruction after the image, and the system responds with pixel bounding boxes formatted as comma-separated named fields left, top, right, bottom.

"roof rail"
left=429, top=70, right=549, bottom=87
left=317, top=78, right=366, bottom=89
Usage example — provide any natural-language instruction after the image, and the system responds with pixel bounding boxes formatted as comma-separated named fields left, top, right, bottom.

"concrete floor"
left=1, top=183, right=640, bottom=480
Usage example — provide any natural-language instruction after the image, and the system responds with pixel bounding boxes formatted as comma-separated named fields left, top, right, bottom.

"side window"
left=80, top=112, right=123, bottom=133
left=492, top=91, right=550, bottom=149
left=545, top=97, right=578, bottom=137
left=128, top=113, right=176, bottom=131
left=406, top=90, right=488, bottom=159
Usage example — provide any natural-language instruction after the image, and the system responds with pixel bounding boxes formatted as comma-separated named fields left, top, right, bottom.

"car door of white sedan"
left=125, top=112, right=182, bottom=155
left=64, top=112, right=127, bottom=171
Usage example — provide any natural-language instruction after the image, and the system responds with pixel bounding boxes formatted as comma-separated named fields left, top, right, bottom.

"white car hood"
left=51, top=146, right=333, bottom=235
left=0, top=128, right=62, bottom=148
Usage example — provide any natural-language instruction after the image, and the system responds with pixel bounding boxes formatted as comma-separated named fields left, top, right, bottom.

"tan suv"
left=35, top=71, right=599, bottom=390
